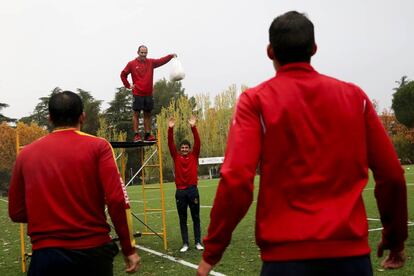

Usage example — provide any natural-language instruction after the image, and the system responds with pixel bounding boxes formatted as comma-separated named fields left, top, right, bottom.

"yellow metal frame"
left=117, top=130, right=168, bottom=249
left=139, top=131, right=168, bottom=249
left=15, top=129, right=169, bottom=274
left=15, top=129, right=30, bottom=272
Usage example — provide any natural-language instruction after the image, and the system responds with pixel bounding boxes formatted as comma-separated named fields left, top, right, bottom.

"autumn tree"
left=16, top=122, right=48, bottom=147
left=0, top=123, right=16, bottom=192
left=156, top=85, right=242, bottom=181
left=196, top=85, right=241, bottom=157
left=378, top=108, right=414, bottom=164
left=0, top=122, right=47, bottom=192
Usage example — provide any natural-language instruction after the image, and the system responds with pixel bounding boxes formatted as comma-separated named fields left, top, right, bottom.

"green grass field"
left=1, top=165, right=413, bottom=275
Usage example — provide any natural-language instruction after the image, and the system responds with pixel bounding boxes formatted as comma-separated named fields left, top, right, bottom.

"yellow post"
left=121, top=149, right=126, bottom=183
left=16, top=129, right=27, bottom=272
left=19, top=224, right=26, bottom=272
left=157, top=131, right=168, bottom=250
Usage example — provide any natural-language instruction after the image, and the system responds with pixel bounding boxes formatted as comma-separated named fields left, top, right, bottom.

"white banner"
left=199, top=157, right=224, bottom=165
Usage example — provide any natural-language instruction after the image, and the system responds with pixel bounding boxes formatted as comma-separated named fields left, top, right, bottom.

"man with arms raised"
left=168, top=115, right=204, bottom=253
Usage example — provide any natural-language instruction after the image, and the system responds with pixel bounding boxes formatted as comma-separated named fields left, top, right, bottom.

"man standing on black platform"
left=168, top=115, right=204, bottom=252
left=121, top=45, right=176, bottom=142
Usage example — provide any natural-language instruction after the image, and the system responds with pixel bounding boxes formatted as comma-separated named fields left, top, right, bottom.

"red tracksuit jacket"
left=202, top=63, right=407, bottom=265
left=168, top=126, right=200, bottom=189
left=8, top=129, right=136, bottom=256
left=121, top=55, right=174, bottom=96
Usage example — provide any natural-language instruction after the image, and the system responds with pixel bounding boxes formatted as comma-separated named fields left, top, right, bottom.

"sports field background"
left=1, top=165, right=413, bottom=275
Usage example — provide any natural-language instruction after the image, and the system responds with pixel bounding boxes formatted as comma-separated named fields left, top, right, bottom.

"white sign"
left=199, top=157, right=224, bottom=165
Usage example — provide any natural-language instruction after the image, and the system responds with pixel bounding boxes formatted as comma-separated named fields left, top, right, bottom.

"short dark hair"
left=179, top=139, right=191, bottom=148
left=138, top=45, right=147, bottom=52
left=269, top=11, right=315, bottom=65
left=48, top=91, right=83, bottom=127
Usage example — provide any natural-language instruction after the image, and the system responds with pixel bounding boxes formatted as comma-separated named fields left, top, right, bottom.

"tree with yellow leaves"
left=378, top=108, right=414, bottom=164
left=156, top=85, right=242, bottom=182
left=0, top=122, right=47, bottom=192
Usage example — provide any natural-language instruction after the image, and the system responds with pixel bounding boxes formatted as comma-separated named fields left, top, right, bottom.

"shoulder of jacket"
left=318, top=74, right=364, bottom=91
left=74, top=131, right=111, bottom=145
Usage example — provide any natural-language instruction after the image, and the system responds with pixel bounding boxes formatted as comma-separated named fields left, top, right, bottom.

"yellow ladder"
left=112, top=130, right=168, bottom=250
left=15, top=130, right=31, bottom=272
left=140, top=131, right=168, bottom=249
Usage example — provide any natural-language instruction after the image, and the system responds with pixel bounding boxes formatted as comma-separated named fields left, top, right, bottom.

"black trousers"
left=260, top=254, right=373, bottom=276
left=175, top=185, right=201, bottom=245
left=28, top=241, right=119, bottom=276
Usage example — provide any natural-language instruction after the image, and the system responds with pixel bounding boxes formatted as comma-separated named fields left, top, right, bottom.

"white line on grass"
left=136, top=244, right=226, bottom=276
left=369, top=222, right=414, bottom=232
left=368, top=227, right=384, bottom=232
left=1, top=196, right=219, bottom=275
left=1, top=194, right=412, bottom=268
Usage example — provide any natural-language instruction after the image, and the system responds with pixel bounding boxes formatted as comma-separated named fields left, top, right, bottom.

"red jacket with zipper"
left=121, top=55, right=174, bottom=96
left=202, top=63, right=407, bottom=265
left=168, top=126, right=200, bottom=189
left=8, top=129, right=136, bottom=257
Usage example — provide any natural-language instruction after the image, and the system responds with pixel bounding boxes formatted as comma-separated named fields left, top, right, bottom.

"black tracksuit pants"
left=175, top=185, right=201, bottom=245
left=28, top=241, right=119, bottom=276
left=260, top=254, right=373, bottom=276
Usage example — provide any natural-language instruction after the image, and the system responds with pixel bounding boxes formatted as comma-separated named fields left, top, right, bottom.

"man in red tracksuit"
left=121, top=45, right=176, bottom=142
left=197, top=11, right=407, bottom=276
left=9, top=91, right=140, bottom=276
left=168, top=115, right=204, bottom=252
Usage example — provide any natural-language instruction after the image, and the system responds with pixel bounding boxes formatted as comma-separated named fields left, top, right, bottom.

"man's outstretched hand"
left=168, top=117, right=175, bottom=128
left=127, top=83, right=135, bottom=90
left=197, top=259, right=212, bottom=276
left=189, top=114, right=197, bottom=127
left=377, top=242, right=406, bottom=269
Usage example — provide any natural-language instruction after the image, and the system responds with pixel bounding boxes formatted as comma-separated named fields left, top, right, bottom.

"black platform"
left=110, top=141, right=156, bottom=148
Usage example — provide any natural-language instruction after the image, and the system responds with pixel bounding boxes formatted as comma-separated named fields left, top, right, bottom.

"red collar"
left=276, top=62, right=316, bottom=75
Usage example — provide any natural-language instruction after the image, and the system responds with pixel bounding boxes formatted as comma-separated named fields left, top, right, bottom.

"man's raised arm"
left=189, top=115, right=200, bottom=157
left=168, top=118, right=177, bottom=158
